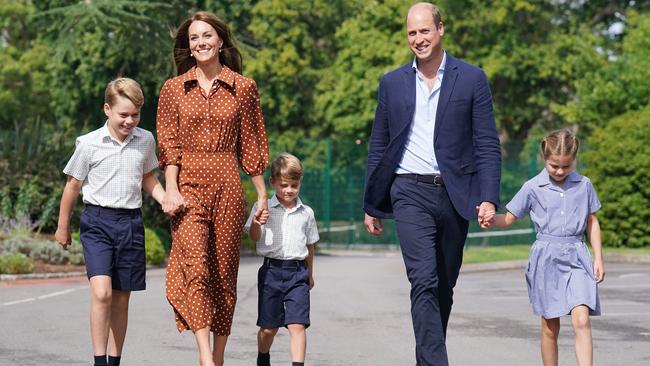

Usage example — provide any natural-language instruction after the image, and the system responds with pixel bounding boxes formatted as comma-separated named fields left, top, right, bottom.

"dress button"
left=560, top=193, right=564, bottom=197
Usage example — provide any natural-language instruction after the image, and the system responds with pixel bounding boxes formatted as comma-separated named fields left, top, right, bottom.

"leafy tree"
left=32, top=0, right=185, bottom=132
left=583, top=105, right=650, bottom=248
left=314, top=0, right=411, bottom=141
left=558, top=10, right=650, bottom=133
left=246, top=0, right=363, bottom=133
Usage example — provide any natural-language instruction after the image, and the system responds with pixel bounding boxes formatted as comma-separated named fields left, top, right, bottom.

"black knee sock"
left=291, top=362, right=304, bottom=366
left=108, top=355, right=121, bottom=366
left=94, top=355, right=107, bottom=366
left=257, top=351, right=270, bottom=366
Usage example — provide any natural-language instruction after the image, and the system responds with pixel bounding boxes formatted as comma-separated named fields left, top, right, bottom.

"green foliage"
left=0, top=253, right=34, bottom=274
left=315, top=0, right=411, bottom=139
left=247, top=0, right=363, bottom=134
left=0, top=177, right=61, bottom=235
left=559, top=11, right=650, bottom=134
left=0, top=236, right=84, bottom=265
left=145, top=227, right=166, bottom=265
left=583, top=105, right=650, bottom=248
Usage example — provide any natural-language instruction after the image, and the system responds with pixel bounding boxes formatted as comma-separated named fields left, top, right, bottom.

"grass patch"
left=462, top=244, right=650, bottom=264
left=463, top=244, right=531, bottom=264
left=603, top=247, right=650, bottom=255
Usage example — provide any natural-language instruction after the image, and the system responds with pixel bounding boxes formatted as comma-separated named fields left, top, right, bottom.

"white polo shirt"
left=244, top=195, right=319, bottom=260
left=63, top=122, right=159, bottom=209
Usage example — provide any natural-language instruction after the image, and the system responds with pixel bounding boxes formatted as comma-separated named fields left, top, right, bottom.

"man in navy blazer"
left=363, top=3, right=501, bottom=365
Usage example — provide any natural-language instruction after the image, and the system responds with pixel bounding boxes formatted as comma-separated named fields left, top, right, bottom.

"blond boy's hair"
left=540, top=128, right=580, bottom=160
left=104, top=78, right=144, bottom=108
left=270, top=153, right=303, bottom=182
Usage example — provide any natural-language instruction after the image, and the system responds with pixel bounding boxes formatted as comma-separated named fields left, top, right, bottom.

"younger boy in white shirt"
left=245, top=153, right=319, bottom=366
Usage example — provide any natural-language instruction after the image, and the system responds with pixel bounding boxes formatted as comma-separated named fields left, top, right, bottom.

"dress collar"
left=535, top=169, right=583, bottom=188
left=181, top=65, right=236, bottom=89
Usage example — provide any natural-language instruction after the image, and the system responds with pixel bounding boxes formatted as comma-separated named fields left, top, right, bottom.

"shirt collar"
left=101, top=121, right=140, bottom=143
left=412, top=50, right=447, bottom=75
left=269, top=194, right=303, bottom=211
left=181, top=65, right=236, bottom=89
left=536, top=169, right=583, bottom=187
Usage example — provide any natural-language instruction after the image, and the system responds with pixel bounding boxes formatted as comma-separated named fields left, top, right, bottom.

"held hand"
left=255, top=197, right=269, bottom=225
left=477, top=202, right=496, bottom=229
left=163, top=190, right=185, bottom=216
left=593, top=258, right=605, bottom=283
left=253, top=208, right=269, bottom=226
left=364, top=213, right=383, bottom=236
left=309, top=275, right=314, bottom=290
left=54, top=227, right=71, bottom=250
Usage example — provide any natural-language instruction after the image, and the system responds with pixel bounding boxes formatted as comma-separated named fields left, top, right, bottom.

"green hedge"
left=145, top=227, right=166, bottom=265
left=583, top=105, right=650, bottom=247
left=0, top=253, right=34, bottom=274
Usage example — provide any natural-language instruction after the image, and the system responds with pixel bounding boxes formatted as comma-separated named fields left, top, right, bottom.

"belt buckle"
left=433, top=175, right=443, bottom=186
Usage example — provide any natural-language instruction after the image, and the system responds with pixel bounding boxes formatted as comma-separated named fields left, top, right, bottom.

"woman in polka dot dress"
left=156, top=11, right=269, bottom=366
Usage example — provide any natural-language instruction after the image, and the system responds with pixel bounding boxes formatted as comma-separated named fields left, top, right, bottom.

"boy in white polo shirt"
left=54, top=78, right=166, bottom=366
left=245, top=153, right=319, bottom=366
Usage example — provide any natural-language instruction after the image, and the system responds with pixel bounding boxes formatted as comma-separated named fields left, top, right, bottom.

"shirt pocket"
left=264, top=227, right=274, bottom=246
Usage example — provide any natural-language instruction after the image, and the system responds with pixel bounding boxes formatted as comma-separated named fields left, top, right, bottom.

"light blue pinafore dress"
left=507, top=170, right=601, bottom=319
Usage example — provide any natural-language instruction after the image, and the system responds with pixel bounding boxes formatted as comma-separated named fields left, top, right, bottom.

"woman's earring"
left=189, top=52, right=194, bottom=57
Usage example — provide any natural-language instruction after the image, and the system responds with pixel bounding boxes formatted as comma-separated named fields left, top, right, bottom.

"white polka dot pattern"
left=156, top=66, right=269, bottom=335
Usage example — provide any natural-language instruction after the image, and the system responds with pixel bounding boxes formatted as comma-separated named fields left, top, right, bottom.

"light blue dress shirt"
left=395, top=52, right=447, bottom=175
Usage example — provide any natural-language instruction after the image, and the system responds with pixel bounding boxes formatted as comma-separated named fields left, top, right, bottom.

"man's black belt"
left=397, top=174, right=444, bottom=186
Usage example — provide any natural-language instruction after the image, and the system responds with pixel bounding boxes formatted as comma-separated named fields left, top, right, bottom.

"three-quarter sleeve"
left=156, top=79, right=182, bottom=169
left=237, top=80, right=269, bottom=176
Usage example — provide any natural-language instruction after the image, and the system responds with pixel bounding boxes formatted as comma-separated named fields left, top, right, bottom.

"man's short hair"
left=406, top=2, right=443, bottom=28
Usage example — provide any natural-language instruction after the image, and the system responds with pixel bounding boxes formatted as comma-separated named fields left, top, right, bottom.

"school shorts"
left=80, top=204, right=146, bottom=291
left=257, top=257, right=310, bottom=328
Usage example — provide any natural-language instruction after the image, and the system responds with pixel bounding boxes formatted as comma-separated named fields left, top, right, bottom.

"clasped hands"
left=162, top=189, right=185, bottom=216
left=252, top=198, right=269, bottom=226
left=476, top=201, right=496, bottom=229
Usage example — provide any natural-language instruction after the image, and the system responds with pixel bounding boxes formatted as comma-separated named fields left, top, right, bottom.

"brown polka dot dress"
left=156, top=66, right=269, bottom=335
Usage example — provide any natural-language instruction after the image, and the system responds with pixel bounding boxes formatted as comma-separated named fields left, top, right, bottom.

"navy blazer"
left=363, top=54, right=501, bottom=220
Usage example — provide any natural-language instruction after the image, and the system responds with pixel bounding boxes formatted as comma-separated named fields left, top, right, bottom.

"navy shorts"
left=80, top=204, right=146, bottom=291
left=257, top=257, right=310, bottom=328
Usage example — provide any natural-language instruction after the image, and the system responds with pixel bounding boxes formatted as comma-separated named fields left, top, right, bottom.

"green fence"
left=265, top=138, right=543, bottom=248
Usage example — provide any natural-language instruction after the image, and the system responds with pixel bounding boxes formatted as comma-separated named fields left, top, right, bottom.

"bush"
left=0, top=236, right=84, bottom=265
left=0, top=253, right=34, bottom=274
left=583, top=105, right=650, bottom=248
left=145, top=227, right=166, bottom=265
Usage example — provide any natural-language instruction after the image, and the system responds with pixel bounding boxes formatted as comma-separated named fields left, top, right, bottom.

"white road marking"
left=2, top=286, right=84, bottom=307
left=2, top=297, right=36, bottom=306
left=37, top=288, right=77, bottom=299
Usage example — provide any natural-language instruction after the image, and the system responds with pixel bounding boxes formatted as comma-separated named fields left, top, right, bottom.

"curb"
left=0, top=271, right=87, bottom=281
left=0, top=264, right=167, bottom=282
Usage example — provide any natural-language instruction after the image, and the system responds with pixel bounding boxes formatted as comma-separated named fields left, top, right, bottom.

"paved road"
left=1, top=254, right=649, bottom=365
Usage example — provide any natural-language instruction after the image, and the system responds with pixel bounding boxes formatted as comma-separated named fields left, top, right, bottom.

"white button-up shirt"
left=63, top=123, right=159, bottom=209
left=245, top=195, right=320, bottom=260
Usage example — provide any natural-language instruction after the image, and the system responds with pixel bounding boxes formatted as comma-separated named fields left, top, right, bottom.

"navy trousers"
left=390, top=175, right=469, bottom=366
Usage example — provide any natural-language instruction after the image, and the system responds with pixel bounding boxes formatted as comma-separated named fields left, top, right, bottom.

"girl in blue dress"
left=488, top=128, right=605, bottom=366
